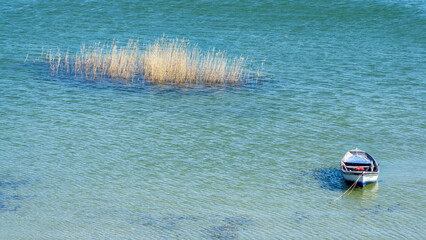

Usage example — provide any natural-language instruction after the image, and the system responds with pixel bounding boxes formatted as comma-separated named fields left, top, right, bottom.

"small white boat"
left=340, top=148, right=380, bottom=186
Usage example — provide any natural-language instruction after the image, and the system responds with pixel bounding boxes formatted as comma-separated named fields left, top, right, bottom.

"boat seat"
left=345, top=166, right=370, bottom=171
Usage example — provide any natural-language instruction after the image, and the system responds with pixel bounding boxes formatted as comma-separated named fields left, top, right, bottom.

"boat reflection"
left=346, top=181, right=380, bottom=202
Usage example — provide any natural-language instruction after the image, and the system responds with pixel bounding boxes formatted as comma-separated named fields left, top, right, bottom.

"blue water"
left=1, top=0, right=425, bottom=239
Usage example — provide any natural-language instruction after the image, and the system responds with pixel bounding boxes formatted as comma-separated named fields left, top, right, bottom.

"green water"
left=1, top=0, right=425, bottom=239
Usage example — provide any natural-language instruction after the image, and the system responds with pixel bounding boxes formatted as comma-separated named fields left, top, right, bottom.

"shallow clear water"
left=1, top=0, right=425, bottom=239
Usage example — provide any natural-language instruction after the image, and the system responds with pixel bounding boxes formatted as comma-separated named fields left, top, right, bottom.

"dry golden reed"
left=41, top=37, right=260, bottom=85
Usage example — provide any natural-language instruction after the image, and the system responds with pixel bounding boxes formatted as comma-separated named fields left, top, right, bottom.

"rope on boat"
left=333, top=172, right=364, bottom=202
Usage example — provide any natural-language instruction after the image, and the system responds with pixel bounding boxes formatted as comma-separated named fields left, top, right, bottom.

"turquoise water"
left=1, top=0, right=425, bottom=238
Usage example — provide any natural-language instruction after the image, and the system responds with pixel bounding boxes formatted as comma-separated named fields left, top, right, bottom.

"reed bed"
left=41, top=37, right=260, bottom=86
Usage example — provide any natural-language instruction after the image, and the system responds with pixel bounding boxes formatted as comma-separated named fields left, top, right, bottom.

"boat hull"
left=342, top=172, right=379, bottom=186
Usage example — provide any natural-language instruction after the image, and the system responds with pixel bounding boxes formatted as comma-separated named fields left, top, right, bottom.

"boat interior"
left=341, top=150, right=379, bottom=172
left=343, top=162, right=377, bottom=172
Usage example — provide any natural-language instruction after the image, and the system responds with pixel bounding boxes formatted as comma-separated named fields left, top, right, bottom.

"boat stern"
left=342, top=172, right=379, bottom=186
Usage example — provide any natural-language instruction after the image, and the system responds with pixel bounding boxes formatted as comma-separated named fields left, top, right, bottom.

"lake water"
left=1, top=0, right=425, bottom=239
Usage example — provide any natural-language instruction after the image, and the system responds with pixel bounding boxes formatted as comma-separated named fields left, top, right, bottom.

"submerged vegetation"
left=37, top=37, right=262, bottom=86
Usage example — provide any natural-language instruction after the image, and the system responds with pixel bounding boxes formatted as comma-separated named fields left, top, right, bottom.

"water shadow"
left=30, top=62, right=265, bottom=95
left=310, top=168, right=347, bottom=191
left=358, top=203, right=405, bottom=215
left=205, top=216, right=251, bottom=240
left=0, top=175, right=30, bottom=212
left=291, top=211, right=310, bottom=224
left=126, top=213, right=200, bottom=231
left=122, top=211, right=252, bottom=239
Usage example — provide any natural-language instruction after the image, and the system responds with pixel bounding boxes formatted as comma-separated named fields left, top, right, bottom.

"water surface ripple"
left=0, top=0, right=425, bottom=239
